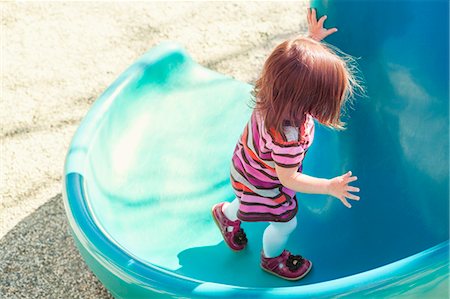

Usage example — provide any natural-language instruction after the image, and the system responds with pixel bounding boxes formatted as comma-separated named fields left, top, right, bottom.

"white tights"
left=222, top=198, right=297, bottom=258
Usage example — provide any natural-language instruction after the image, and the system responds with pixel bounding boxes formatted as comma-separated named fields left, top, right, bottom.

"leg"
left=222, top=197, right=240, bottom=222
left=260, top=216, right=311, bottom=280
left=262, top=216, right=297, bottom=258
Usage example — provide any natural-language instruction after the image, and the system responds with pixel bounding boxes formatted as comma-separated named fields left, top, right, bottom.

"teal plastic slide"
left=63, top=1, right=449, bottom=298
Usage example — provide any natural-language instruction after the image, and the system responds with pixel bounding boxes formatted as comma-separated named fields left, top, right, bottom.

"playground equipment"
left=63, top=1, right=449, bottom=298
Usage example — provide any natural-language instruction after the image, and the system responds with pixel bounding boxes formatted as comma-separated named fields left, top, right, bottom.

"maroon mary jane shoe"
left=212, top=202, right=248, bottom=251
left=261, top=249, right=312, bottom=281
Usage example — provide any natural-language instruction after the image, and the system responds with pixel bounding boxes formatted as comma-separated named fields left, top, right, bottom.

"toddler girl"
left=212, top=8, right=361, bottom=281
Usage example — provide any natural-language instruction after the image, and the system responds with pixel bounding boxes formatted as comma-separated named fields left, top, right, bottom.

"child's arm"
left=307, top=8, right=338, bottom=41
left=276, top=164, right=360, bottom=208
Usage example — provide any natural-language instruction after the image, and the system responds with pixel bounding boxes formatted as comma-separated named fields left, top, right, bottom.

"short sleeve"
left=255, top=111, right=315, bottom=168
left=265, top=127, right=305, bottom=168
left=270, top=131, right=305, bottom=168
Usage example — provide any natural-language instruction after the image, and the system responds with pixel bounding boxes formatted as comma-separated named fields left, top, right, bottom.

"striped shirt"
left=230, top=110, right=315, bottom=222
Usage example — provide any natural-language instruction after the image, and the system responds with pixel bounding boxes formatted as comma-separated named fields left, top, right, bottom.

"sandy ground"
left=0, top=1, right=309, bottom=298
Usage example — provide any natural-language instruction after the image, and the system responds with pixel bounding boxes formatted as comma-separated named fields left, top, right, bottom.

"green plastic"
left=63, top=1, right=449, bottom=297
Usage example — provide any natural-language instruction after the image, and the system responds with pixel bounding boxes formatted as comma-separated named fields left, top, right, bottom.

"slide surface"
left=63, top=2, right=449, bottom=297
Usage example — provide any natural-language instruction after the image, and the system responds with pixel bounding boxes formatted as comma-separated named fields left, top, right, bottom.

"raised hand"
left=327, top=171, right=360, bottom=208
left=307, top=8, right=338, bottom=41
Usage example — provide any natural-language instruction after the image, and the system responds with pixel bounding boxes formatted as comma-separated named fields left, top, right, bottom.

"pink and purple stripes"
left=230, top=110, right=315, bottom=223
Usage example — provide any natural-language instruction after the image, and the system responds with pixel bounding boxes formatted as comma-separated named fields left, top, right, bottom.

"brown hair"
left=252, top=36, right=363, bottom=133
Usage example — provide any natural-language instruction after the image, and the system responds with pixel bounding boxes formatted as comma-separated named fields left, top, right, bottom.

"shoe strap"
left=220, top=206, right=241, bottom=227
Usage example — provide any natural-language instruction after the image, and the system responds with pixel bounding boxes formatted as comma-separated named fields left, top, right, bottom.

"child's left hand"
left=307, top=8, right=338, bottom=41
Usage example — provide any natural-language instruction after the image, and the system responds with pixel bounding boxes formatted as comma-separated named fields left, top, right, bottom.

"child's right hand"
left=327, top=171, right=360, bottom=208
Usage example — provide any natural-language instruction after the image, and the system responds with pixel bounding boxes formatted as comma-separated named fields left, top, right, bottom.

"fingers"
left=346, top=176, right=358, bottom=183
left=326, top=28, right=338, bottom=35
left=344, top=192, right=360, bottom=201
left=340, top=193, right=359, bottom=208
left=343, top=171, right=357, bottom=183
left=339, top=196, right=352, bottom=208
left=318, top=15, right=327, bottom=28
left=342, top=171, right=354, bottom=181
left=346, top=186, right=360, bottom=193
left=307, top=8, right=317, bottom=24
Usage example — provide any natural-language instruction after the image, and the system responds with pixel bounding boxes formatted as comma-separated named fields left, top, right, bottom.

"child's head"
left=254, top=36, right=362, bottom=132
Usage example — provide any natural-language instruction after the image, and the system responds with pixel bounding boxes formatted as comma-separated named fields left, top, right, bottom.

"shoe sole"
left=261, top=262, right=313, bottom=281
left=211, top=204, right=244, bottom=252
